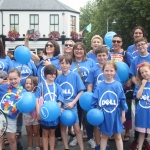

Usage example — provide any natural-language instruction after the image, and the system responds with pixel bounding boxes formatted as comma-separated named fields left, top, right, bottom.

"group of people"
left=0, top=26, right=150, bottom=150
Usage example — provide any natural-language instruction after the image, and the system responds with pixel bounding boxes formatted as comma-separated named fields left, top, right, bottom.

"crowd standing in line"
left=0, top=26, right=150, bottom=150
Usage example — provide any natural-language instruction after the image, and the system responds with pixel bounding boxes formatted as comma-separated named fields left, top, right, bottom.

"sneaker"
left=143, top=139, right=150, bottom=150
left=88, top=139, right=96, bottom=148
left=130, top=139, right=138, bottom=150
left=35, top=147, right=40, bottom=150
left=69, top=137, right=78, bottom=146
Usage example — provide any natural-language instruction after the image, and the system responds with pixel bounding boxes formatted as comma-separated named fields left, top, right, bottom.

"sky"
left=58, top=0, right=90, bottom=11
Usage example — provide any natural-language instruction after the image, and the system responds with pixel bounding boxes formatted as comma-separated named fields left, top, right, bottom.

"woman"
left=87, top=35, right=103, bottom=63
left=69, top=42, right=96, bottom=148
left=127, top=26, right=150, bottom=150
left=64, top=40, right=75, bottom=56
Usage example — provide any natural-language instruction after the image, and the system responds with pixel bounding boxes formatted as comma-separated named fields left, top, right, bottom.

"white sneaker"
left=88, top=139, right=96, bottom=148
left=69, top=137, right=78, bottom=146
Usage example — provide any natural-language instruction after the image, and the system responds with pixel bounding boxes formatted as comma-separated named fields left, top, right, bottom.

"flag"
left=86, top=23, right=92, bottom=32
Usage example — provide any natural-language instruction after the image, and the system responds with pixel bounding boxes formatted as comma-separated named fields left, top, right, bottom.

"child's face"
left=25, top=78, right=34, bottom=92
left=103, top=65, right=116, bottom=81
left=46, top=73, right=56, bottom=83
left=8, top=72, right=22, bottom=88
left=91, top=38, right=102, bottom=50
left=140, top=66, right=150, bottom=80
left=60, top=59, right=71, bottom=72
left=96, top=53, right=108, bottom=65
left=136, top=41, right=148, bottom=53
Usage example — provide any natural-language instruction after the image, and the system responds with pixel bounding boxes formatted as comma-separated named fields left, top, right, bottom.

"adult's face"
left=64, top=41, right=74, bottom=54
left=133, top=29, right=143, bottom=40
left=45, top=42, right=55, bottom=55
left=91, top=38, right=102, bottom=50
left=112, top=37, right=122, bottom=51
left=74, top=44, right=85, bottom=60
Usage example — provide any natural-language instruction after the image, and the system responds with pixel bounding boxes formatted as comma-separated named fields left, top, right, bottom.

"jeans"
left=17, top=113, right=23, bottom=132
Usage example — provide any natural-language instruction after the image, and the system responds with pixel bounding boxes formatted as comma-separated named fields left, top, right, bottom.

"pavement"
left=5, top=101, right=150, bottom=150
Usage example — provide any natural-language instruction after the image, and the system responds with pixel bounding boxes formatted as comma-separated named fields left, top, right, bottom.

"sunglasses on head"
left=112, top=40, right=122, bottom=43
left=65, top=44, right=73, bottom=47
left=46, top=44, right=54, bottom=47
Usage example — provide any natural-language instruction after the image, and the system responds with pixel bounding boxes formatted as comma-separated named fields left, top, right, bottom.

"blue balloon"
left=14, top=46, right=31, bottom=64
left=104, top=31, right=117, bottom=48
left=60, top=110, right=76, bottom=126
left=79, top=92, right=93, bottom=111
left=16, top=92, right=36, bottom=113
left=87, top=109, right=104, bottom=126
left=116, top=62, right=129, bottom=83
left=40, top=101, right=60, bottom=122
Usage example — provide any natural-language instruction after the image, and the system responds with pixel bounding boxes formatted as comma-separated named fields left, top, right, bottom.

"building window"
left=10, top=14, right=19, bottom=31
left=50, top=15, right=59, bottom=31
left=70, top=16, right=76, bottom=32
left=30, top=14, right=39, bottom=31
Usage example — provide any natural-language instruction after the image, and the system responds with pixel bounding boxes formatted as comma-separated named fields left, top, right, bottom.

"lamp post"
left=107, top=17, right=116, bottom=32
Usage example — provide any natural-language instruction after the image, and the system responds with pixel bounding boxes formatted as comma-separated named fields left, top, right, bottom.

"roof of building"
left=0, top=0, right=79, bottom=13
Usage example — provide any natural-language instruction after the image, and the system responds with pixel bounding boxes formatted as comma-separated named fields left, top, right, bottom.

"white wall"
left=2, top=11, right=79, bottom=38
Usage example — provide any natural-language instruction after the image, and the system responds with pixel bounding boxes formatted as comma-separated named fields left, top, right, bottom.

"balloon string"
left=20, top=64, right=24, bottom=72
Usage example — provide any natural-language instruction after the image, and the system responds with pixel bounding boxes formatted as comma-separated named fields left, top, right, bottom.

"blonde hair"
left=136, top=62, right=150, bottom=87
left=91, top=35, right=103, bottom=44
left=64, top=40, right=75, bottom=57
left=102, top=61, right=117, bottom=71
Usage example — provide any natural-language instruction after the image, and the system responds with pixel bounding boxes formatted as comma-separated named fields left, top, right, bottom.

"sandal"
left=16, top=132, right=21, bottom=139
left=68, top=131, right=76, bottom=137
left=123, top=135, right=130, bottom=142
left=108, top=135, right=115, bottom=141
left=4, top=137, right=9, bottom=145
left=82, top=130, right=87, bottom=140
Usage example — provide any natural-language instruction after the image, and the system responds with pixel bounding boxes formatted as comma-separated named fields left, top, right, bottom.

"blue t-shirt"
left=0, top=84, right=26, bottom=119
left=0, top=56, right=13, bottom=72
left=12, top=60, right=37, bottom=86
left=37, top=55, right=60, bottom=83
left=70, top=58, right=95, bottom=87
left=129, top=54, right=150, bottom=76
left=87, top=52, right=98, bottom=63
left=87, top=65, right=120, bottom=92
left=35, top=81, right=64, bottom=126
left=55, top=71, right=86, bottom=109
left=92, top=80, right=128, bottom=136
left=133, top=82, right=150, bottom=128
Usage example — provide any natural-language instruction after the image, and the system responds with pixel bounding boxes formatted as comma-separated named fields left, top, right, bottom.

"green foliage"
left=80, top=0, right=150, bottom=51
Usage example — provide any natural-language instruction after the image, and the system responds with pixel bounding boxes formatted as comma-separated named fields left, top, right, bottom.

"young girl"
left=24, top=76, right=40, bottom=150
left=0, top=68, right=26, bottom=150
left=134, top=62, right=150, bottom=150
left=92, top=61, right=128, bottom=150
left=35, top=64, right=64, bottom=150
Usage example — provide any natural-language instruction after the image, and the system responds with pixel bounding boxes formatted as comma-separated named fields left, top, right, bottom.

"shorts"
left=24, top=114, right=39, bottom=126
left=6, top=117, right=16, bottom=133
left=135, top=126, right=150, bottom=134
left=40, top=124, right=58, bottom=130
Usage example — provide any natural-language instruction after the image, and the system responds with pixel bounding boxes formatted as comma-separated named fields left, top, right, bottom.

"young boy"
left=129, top=37, right=150, bottom=150
left=87, top=46, right=113, bottom=150
left=55, top=54, right=85, bottom=150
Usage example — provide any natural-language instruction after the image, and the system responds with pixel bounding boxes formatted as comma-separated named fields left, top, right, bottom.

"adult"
left=127, top=26, right=150, bottom=150
left=69, top=42, right=96, bottom=148
left=7, top=50, right=15, bottom=60
left=87, top=35, right=103, bottom=63
left=108, top=35, right=133, bottom=143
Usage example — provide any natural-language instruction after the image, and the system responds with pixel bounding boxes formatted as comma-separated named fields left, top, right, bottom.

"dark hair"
left=8, top=68, right=21, bottom=77
left=95, top=46, right=108, bottom=56
left=25, top=76, right=38, bottom=92
left=113, top=34, right=122, bottom=41
left=134, top=37, right=148, bottom=45
left=43, top=40, right=60, bottom=57
left=44, top=64, right=57, bottom=77
left=102, top=61, right=117, bottom=71
left=59, top=54, right=72, bottom=65
left=131, top=26, right=146, bottom=37
left=72, top=42, right=87, bottom=62
left=0, top=40, right=6, bottom=58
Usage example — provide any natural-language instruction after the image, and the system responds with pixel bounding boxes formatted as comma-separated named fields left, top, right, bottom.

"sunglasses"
left=65, top=44, right=73, bottom=47
left=112, top=40, right=122, bottom=43
left=46, top=44, right=54, bottom=47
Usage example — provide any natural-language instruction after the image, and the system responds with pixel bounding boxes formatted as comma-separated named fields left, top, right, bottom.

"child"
left=0, top=68, right=26, bottom=150
left=134, top=62, right=150, bottom=150
left=55, top=54, right=85, bottom=150
left=92, top=61, right=128, bottom=150
left=35, top=64, right=64, bottom=150
left=24, top=76, right=40, bottom=150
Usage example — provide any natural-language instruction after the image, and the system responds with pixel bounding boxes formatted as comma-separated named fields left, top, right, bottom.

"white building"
left=0, top=0, right=80, bottom=53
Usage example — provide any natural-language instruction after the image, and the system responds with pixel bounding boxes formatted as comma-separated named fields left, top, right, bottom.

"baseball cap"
left=0, top=70, right=8, bottom=80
